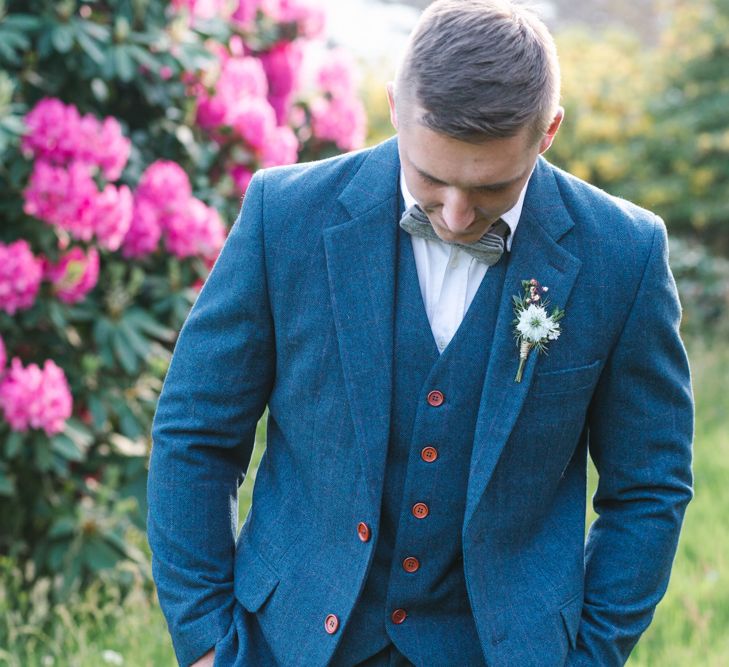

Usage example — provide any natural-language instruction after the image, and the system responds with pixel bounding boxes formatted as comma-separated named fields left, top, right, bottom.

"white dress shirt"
left=400, top=170, right=530, bottom=353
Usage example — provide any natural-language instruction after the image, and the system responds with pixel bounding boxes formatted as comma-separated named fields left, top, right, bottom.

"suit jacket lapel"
left=324, top=137, right=400, bottom=510
left=464, top=157, right=583, bottom=533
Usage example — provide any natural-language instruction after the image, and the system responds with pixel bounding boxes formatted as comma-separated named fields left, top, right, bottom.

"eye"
left=475, top=184, right=508, bottom=194
left=420, top=172, right=444, bottom=186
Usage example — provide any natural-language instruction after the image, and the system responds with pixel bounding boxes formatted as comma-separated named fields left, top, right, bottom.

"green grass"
left=2, top=339, right=726, bottom=666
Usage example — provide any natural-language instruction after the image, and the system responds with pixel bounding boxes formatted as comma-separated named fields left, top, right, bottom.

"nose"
left=440, top=188, right=475, bottom=232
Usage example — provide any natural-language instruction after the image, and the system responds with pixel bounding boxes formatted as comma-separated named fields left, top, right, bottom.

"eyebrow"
left=413, top=164, right=526, bottom=192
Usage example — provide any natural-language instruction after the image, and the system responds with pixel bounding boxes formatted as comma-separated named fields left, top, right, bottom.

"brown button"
left=391, top=608, right=407, bottom=624
left=357, top=522, right=371, bottom=542
left=325, top=614, right=339, bottom=634
left=427, top=390, right=444, bottom=407
left=421, top=446, right=438, bottom=462
left=412, top=502, right=429, bottom=519
left=402, top=556, right=420, bottom=573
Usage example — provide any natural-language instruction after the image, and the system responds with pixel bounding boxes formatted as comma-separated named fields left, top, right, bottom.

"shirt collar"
left=399, top=166, right=534, bottom=252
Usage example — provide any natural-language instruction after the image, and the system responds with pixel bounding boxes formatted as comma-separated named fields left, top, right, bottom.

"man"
left=147, top=1, right=694, bottom=665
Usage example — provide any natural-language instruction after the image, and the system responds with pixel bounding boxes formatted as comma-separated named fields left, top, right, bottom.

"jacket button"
left=391, top=608, right=407, bottom=624
left=357, top=522, right=371, bottom=542
left=325, top=614, right=339, bottom=634
left=426, top=390, right=444, bottom=407
left=412, top=502, right=429, bottom=519
left=402, top=556, right=420, bottom=573
left=421, top=446, right=438, bottom=462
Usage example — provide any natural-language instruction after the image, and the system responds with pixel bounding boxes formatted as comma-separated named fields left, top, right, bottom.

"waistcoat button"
left=402, top=556, right=420, bottom=573
left=325, top=614, right=339, bottom=634
left=391, top=608, right=407, bottom=624
left=421, top=446, right=438, bottom=462
left=412, top=502, right=429, bottom=519
left=357, top=522, right=371, bottom=542
left=426, top=390, right=445, bottom=407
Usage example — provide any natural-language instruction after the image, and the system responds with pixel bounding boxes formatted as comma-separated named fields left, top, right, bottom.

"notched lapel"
left=465, top=159, right=583, bottom=532
left=324, top=138, right=400, bottom=510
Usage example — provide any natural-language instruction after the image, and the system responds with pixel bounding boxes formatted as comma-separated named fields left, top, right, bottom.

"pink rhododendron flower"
left=0, top=240, right=44, bottom=315
left=279, top=0, right=326, bottom=38
left=92, top=183, right=134, bottom=251
left=316, top=50, right=357, bottom=98
left=164, top=198, right=226, bottom=261
left=231, top=165, right=255, bottom=194
left=22, top=98, right=130, bottom=181
left=122, top=197, right=164, bottom=258
left=45, top=246, right=100, bottom=304
left=230, top=97, right=278, bottom=150
left=23, top=160, right=101, bottom=242
left=310, top=95, right=367, bottom=151
left=136, top=160, right=193, bottom=208
left=232, top=0, right=281, bottom=27
left=80, top=116, right=131, bottom=181
left=196, top=95, right=229, bottom=130
left=21, top=98, right=81, bottom=165
left=218, top=56, right=269, bottom=104
left=260, top=42, right=303, bottom=124
left=196, top=56, right=270, bottom=133
left=0, top=358, right=73, bottom=436
left=24, top=160, right=132, bottom=250
left=261, top=125, right=299, bottom=167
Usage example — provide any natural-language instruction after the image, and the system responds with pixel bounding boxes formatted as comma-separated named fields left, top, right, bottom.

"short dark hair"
left=395, top=0, right=561, bottom=144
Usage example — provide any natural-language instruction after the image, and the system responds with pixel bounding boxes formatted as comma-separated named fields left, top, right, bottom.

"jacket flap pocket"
left=531, top=359, right=601, bottom=396
left=559, top=593, right=583, bottom=651
left=233, top=532, right=280, bottom=612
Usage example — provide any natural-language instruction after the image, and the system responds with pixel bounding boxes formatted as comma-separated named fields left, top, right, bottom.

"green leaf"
left=48, top=300, right=67, bottom=330
left=125, top=307, right=176, bottom=342
left=64, top=418, right=94, bottom=448
left=113, top=400, right=143, bottom=440
left=50, top=433, right=84, bottom=462
left=112, top=45, right=135, bottom=82
left=2, top=14, right=43, bottom=31
left=83, top=536, right=122, bottom=572
left=0, top=468, right=14, bottom=496
left=119, top=317, right=151, bottom=360
left=76, top=29, right=105, bottom=65
left=79, top=20, right=110, bottom=41
left=87, top=394, right=108, bottom=430
left=51, top=24, right=74, bottom=53
left=93, top=317, right=113, bottom=347
left=5, top=431, right=24, bottom=459
left=112, top=328, right=139, bottom=374
left=34, top=440, right=54, bottom=472
left=48, top=516, right=76, bottom=540
left=128, top=43, right=161, bottom=74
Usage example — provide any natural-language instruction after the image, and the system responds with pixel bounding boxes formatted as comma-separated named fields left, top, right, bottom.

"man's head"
left=389, top=0, right=564, bottom=244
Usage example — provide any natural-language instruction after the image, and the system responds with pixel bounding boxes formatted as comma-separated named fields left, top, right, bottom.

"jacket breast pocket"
left=530, top=359, right=602, bottom=397
left=233, top=530, right=280, bottom=612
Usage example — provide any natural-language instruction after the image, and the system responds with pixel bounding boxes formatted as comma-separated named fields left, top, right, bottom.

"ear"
left=386, top=82, right=398, bottom=131
left=538, top=107, right=564, bottom=154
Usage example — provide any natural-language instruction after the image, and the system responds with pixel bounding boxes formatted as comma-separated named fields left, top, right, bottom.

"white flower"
left=516, top=304, right=560, bottom=343
left=102, top=651, right=124, bottom=666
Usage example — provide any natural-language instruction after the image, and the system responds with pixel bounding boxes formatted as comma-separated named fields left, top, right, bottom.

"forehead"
left=398, top=120, right=535, bottom=188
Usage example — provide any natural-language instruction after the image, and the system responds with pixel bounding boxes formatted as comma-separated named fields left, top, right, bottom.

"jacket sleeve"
left=566, top=217, right=694, bottom=666
left=147, top=170, right=275, bottom=667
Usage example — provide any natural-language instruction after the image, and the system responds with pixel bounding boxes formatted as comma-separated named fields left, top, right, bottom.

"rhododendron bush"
left=0, top=0, right=365, bottom=598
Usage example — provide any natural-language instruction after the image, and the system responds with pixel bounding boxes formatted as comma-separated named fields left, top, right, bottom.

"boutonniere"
left=512, top=278, right=565, bottom=382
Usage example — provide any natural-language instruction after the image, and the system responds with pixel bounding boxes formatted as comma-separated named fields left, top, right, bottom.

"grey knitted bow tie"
left=399, top=204, right=511, bottom=266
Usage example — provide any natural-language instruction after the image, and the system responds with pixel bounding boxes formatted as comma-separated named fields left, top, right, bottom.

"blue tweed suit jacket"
left=147, top=136, right=694, bottom=667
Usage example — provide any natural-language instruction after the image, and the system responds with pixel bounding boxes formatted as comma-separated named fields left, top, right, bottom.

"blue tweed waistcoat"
left=331, top=206, right=508, bottom=667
